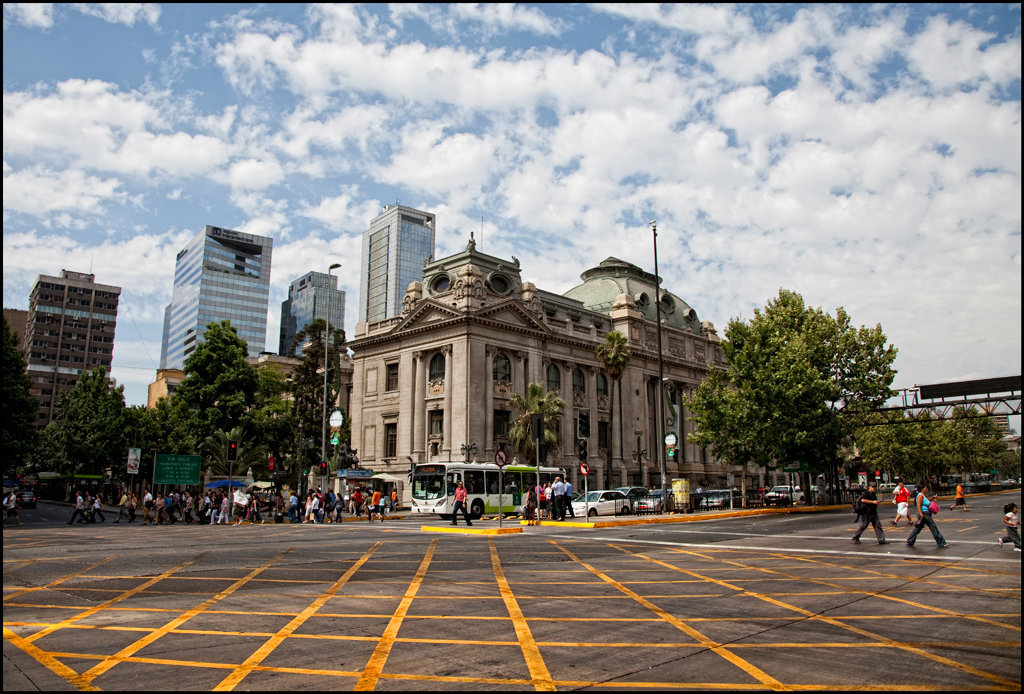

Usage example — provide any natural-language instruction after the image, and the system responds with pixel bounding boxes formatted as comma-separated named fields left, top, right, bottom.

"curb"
left=420, top=525, right=523, bottom=535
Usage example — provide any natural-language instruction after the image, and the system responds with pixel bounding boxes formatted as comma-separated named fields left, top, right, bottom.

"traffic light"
left=268, top=456, right=275, bottom=472
left=577, top=410, right=590, bottom=439
left=319, top=460, right=328, bottom=475
left=578, top=438, right=588, bottom=461
left=227, top=441, right=238, bottom=462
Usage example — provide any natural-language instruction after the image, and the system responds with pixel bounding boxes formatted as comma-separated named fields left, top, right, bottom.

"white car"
left=571, top=490, right=630, bottom=518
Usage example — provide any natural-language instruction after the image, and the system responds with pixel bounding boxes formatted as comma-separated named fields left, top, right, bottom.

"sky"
left=3, top=3, right=1021, bottom=429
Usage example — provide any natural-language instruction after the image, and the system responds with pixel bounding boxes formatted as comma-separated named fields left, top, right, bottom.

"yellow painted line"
left=76, top=547, right=293, bottom=687
left=354, top=539, right=437, bottom=691
left=2, top=626, right=100, bottom=691
left=620, top=544, right=1021, bottom=690
left=421, top=525, right=522, bottom=534
left=3, top=554, right=115, bottom=602
left=212, top=541, right=382, bottom=691
left=490, top=540, right=556, bottom=691
left=22, top=553, right=207, bottom=645
left=552, top=540, right=787, bottom=691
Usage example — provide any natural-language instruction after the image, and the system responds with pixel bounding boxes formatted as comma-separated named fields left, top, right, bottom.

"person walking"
left=905, top=482, right=949, bottom=549
left=450, top=481, right=473, bottom=526
left=215, top=492, right=228, bottom=524
left=113, top=488, right=129, bottom=523
left=92, top=493, right=107, bottom=523
left=128, top=493, right=138, bottom=523
left=371, top=489, right=383, bottom=521
left=141, top=489, right=155, bottom=525
left=563, top=478, right=575, bottom=518
left=4, top=491, right=22, bottom=526
left=997, top=502, right=1021, bottom=551
left=852, top=483, right=888, bottom=545
left=949, top=482, right=969, bottom=512
left=550, top=476, right=566, bottom=521
left=524, top=485, right=537, bottom=524
left=390, top=488, right=399, bottom=513
left=539, top=483, right=549, bottom=520
left=68, top=491, right=87, bottom=525
left=889, top=481, right=912, bottom=527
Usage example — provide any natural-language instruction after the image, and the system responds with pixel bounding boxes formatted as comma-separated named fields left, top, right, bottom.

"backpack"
left=853, top=497, right=865, bottom=516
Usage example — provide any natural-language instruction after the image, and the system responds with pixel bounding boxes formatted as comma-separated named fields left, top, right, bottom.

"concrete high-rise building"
left=160, top=225, right=273, bottom=369
left=358, top=205, right=434, bottom=323
left=279, top=271, right=347, bottom=356
left=24, top=270, right=120, bottom=428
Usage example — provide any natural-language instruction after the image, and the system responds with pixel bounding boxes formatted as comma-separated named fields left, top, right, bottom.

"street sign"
left=664, top=433, right=677, bottom=446
left=154, top=454, right=201, bottom=486
left=330, top=432, right=339, bottom=445
left=329, top=410, right=343, bottom=427
left=579, top=461, right=590, bottom=476
left=494, top=449, right=508, bottom=468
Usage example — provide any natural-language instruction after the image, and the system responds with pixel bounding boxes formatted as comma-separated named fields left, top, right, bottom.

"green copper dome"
left=563, top=257, right=701, bottom=333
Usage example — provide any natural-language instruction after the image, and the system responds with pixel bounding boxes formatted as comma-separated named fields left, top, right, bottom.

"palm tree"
left=595, top=331, right=631, bottom=488
left=507, top=383, right=566, bottom=463
left=200, top=426, right=268, bottom=480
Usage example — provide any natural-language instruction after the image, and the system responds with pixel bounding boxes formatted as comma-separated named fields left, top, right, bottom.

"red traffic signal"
left=227, top=441, right=238, bottom=461
left=577, top=438, right=588, bottom=461
left=268, top=456, right=275, bottom=472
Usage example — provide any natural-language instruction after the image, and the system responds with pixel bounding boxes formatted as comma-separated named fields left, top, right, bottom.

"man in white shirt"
left=141, top=489, right=155, bottom=525
left=551, top=477, right=566, bottom=521
left=68, top=491, right=86, bottom=525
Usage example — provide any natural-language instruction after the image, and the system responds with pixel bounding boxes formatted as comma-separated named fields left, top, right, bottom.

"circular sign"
left=494, top=450, right=508, bottom=468
left=579, top=461, right=590, bottom=476
left=664, top=433, right=677, bottom=446
left=329, top=410, right=343, bottom=427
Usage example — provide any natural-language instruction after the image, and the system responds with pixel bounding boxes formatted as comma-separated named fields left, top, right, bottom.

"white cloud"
left=73, top=3, right=161, bottom=28
left=227, top=158, right=285, bottom=192
left=4, top=3, right=54, bottom=28
left=2, top=166, right=126, bottom=219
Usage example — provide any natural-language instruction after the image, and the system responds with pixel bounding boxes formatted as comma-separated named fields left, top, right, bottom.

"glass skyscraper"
left=160, top=225, right=273, bottom=369
left=358, top=205, right=435, bottom=323
left=279, top=270, right=346, bottom=356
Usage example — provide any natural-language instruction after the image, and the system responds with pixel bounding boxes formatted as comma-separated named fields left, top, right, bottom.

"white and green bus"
left=410, top=461, right=566, bottom=519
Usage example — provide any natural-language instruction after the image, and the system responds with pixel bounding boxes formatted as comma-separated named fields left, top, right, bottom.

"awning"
left=248, top=481, right=273, bottom=489
left=372, top=473, right=406, bottom=483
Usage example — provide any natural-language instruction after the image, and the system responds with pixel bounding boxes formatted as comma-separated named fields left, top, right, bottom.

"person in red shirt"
left=890, top=481, right=912, bottom=527
left=370, top=489, right=382, bottom=522
left=450, top=481, right=473, bottom=526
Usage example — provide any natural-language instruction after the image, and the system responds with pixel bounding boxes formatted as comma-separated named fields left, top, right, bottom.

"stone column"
left=442, top=344, right=453, bottom=457
left=485, top=345, right=496, bottom=459
left=412, top=351, right=426, bottom=462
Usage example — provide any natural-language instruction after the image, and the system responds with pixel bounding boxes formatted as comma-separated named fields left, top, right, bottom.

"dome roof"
left=563, top=257, right=700, bottom=332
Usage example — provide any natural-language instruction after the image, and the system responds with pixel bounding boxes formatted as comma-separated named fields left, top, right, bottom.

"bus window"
left=412, top=468, right=446, bottom=500
left=465, top=470, right=485, bottom=494
left=485, top=471, right=499, bottom=494
left=446, top=472, right=461, bottom=496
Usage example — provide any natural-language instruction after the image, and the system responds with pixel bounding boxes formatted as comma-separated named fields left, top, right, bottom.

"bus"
left=410, top=461, right=567, bottom=519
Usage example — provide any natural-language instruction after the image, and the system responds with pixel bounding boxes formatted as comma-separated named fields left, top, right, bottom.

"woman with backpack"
left=905, top=482, right=949, bottom=549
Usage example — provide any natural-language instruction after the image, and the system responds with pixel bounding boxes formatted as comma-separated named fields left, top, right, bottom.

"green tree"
left=507, top=383, right=566, bottom=463
left=1, top=317, right=38, bottom=473
left=289, top=318, right=345, bottom=469
left=200, top=426, right=267, bottom=479
left=48, top=367, right=127, bottom=477
left=942, top=407, right=1011, bottom=476
left=175, top=320, right=257, bottom=442
left=243, top=363, right=296, bottom=469
left=595, top=330, right=631, bottom=489
left=855, top=412, right=944, bottom=483
left=686, top=289, right=897, bottom=504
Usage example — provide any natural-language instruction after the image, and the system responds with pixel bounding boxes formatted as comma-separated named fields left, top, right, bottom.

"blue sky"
left=3, top=4, right=1021, bottom=427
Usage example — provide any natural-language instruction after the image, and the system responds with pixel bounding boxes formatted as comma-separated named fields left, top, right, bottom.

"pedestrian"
left=997, top=502, right=1021, bottom=551
left=288, top=490, right=298, bottom=523
left=450, top=481, right=473, bottom=526
left=128, top=493, right=137, bottom=523
left=539, top=483, right=548, bottom=520
left=390, top=488, right=399, bottom=513
left=92, top=493, right=107, bottom=523
left=889, top=481, right=912, bottom=527
left=550, top=476, right=566, bottom=521
left=905, top=482, right=949, bottom=549
left=563, top=478, right=575, bottom=518
left=524, top=485, right=537, bottom=524
left=852, top=483, right=888, bottom=545
left=217, top=492, right=229, bottom=524
left=68, top=490, right=87, bottom=525
left=3, top=491, right=22, bottom=526
left=114, top=488, right=129, bottom=523
left=141, top=489, right=155, bottom=524
left=232, top=488, right=248, bottom=525
left=949, top=482, right=969, bottom=512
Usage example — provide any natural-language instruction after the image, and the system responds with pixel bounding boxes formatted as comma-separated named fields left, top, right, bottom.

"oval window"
left=432, top=275, right=451, bottom=292
left=490, top=275, right=509, bottom=294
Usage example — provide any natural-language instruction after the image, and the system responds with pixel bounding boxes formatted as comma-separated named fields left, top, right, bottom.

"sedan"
left=571, top=490, right=630, bottom=518
left=17, top=490, right=37, bottom=509
left=634, top=489, right=664, bottom=514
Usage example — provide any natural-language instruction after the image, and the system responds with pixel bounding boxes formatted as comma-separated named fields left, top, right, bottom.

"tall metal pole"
left=322, top=263, right=341, bottom=494
left=651, top=221, right=669, bottom=503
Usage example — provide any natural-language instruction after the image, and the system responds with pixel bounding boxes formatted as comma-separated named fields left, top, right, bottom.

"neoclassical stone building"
left=348, top=237, right=735, bottom=494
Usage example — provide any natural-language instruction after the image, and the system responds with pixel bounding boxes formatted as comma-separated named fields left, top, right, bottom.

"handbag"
left=929, top=500, right=939, bottom=515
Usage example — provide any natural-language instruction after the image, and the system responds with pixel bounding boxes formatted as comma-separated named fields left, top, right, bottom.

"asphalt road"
left=4, top=492, right=1020, bottom=691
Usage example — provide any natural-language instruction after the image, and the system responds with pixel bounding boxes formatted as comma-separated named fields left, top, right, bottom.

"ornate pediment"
left=474, top=299, right=551, bottom=334
left=390, top=300, right=462, bottom=334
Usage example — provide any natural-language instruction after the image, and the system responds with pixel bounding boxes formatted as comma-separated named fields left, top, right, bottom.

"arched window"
left=546, top=364, right=561, bottom=392
left=429, top=353, right=445, bottom=381
left=493, top=353, right=511, bottom=382
left=596, top=372, right=609, bottom=396
left=572, top=368, right=586, bottom=393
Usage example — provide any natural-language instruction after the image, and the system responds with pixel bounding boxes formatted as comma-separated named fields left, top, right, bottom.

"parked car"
left=635, top=489, right=664, bottom=514
left=877, top=482, right=897, bottom=493
left=572, top=490, right=630, bottom=518
left=701, top=489, right=742, bottom=509
left=616, top=487, right=651, bottom=507
left=17, top=490, right=37, bottom=509
left=763, top=485, right=803, bottom=506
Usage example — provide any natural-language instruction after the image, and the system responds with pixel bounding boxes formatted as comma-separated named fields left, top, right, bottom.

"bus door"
left=446, top=471, right=462, bottom=510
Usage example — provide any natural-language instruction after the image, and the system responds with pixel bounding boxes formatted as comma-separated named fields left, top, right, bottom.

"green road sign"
left=330, top=433, right=339, bottom=445
left=154, top=454, right=201, bottom=486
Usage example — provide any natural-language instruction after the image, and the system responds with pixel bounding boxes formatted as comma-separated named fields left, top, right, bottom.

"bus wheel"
left=470, top=499, right=485, bottom=519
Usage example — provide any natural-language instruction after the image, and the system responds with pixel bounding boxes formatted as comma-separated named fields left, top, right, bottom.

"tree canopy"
left=2, top=317, right=38, bottom=472
left=508, top=383, right=566, bottom=464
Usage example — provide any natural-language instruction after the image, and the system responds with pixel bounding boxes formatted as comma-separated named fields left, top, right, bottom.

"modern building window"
left=385, top=363, right=399, bottom=391
left=596, top=372, right=609, bottom=396
left=546, top=364, right=561, bottom=392
left=429, top=410, right=444, bottom=438
left=573, top=368, right=586, bottom=393
left=493, top=353, right=511, bottom=382
left=384, top=422, right=397, bottom=458
left=429, top=353, right=445, bottom=381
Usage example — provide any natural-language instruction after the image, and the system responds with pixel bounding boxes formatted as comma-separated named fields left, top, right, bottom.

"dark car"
left=17, top=490, right=37, bottom=509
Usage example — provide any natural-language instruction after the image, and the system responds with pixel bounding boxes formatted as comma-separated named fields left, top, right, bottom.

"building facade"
left=349, top=238, right=739, bottom=496
left=279, top=271, right=347, bottom=356
left=24, top=270, right=120, bottom=428
left=160, top=225, right=273, bottom=369
left=358, top=205, right=435, bottom=324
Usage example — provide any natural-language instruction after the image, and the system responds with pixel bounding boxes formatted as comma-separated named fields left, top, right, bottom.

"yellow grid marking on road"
left=3, top=555, right=115, bottom=602
left=2, top=626, right=100, bottom=691
left=353, top=539, right=437, bottom=691
left=551, top=540, right=788, bottom=691
left=211, top=541, right=383, bottom=691
left=617, top=544, right=1021, bottom=690
left=490, top=539, right=556, bottom=691
left=75, top=547, right=293, bottom=687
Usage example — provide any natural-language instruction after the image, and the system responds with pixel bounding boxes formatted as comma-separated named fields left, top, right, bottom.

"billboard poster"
left=127, top=447, right=141, bottom=475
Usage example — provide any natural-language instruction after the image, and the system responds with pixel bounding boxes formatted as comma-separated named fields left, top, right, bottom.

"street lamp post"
left=322, top=263, right=341, bottom=494
left=460, top=442, right=477, bottom=461
left=650, top=221, right=669, bottom=504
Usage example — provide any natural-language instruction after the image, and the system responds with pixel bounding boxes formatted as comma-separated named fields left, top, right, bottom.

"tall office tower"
left=358, top=205, right=435, bottom=323
left=279, top=271, right=347, bottom=356
left=160, top=225, right=273, bottom=369
left=24, top=270, right=120, bottom=428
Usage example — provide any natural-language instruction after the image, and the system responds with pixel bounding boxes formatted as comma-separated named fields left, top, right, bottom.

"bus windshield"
left=412, top=466, right=446, bottom=500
